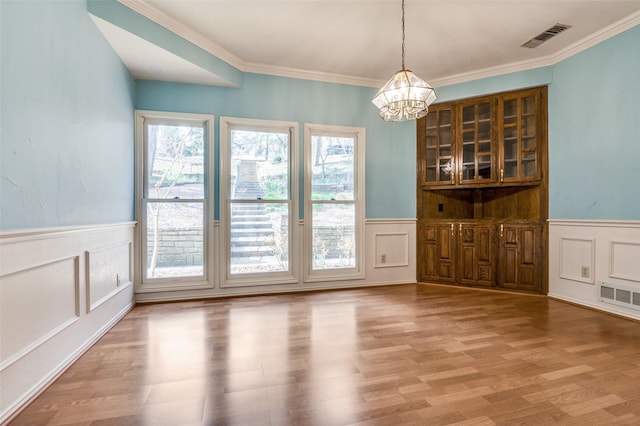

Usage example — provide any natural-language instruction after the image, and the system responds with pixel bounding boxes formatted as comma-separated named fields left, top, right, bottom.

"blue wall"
left=135, top=76, right=417, bottom=220
left=548, top=25, right=640, bottom=220
left=0, top=0, right=135, bottom=230
left=2, top=0, right=637, bottom=229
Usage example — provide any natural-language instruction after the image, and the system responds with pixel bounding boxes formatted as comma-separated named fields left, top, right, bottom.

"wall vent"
left=599, top=282, right=640, bottom=311
left=521, top=23, right=572, bottom=48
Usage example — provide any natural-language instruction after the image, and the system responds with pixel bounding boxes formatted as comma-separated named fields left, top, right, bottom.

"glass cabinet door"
left=459, top=100, right=495, bottom=184
left=501, top=93, right=539, bottom=181
left=423, top=107, right=455, bottom=185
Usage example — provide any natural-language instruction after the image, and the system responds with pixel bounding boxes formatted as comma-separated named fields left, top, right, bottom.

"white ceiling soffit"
left=90, top=15, right=232, bottom=86
left=115, top=0, right=640, bottom=88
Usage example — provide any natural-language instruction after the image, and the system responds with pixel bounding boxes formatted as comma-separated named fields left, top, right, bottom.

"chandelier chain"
left=401, top=0, right=405, bottom=70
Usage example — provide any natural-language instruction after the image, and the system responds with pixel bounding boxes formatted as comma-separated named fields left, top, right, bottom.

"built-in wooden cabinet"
left=417, top=86, right=548, bottom=294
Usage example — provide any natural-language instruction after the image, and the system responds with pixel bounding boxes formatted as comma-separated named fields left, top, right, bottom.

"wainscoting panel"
left=549, top=220, right=640, bottom=320
left=374, top=232, right=409, bottom=268
left=87, top=241, right=133, bottom=312
left=0, top=256, right=79, bottom=370
left=610, top=241, right=640, bottom=283
left=559, top=237, right=595, bottom=284
left=0, top=222, right=135, bottom=424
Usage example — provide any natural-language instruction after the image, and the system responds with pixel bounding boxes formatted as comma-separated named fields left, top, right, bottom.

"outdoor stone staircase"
left=230, top=204, right=276, bottom=263
left=230, top=159, right=276, bottom=263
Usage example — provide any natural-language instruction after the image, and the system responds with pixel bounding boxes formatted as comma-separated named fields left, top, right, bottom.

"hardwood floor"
left=9, top=284, right=640, bottom=425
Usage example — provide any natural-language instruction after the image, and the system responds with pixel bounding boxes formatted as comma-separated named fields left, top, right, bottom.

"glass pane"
left=230, top=202, right=288, bottom=274
left=522, top=96, right=535, bottom=115
left=478, top=121, right=491, bottom=141
left=312, top=204, right=355, bottom=270
left=504, top=140, right=517, bottom=160
left=439, top=159, right=452, bottom=181
left=478, top=142, right=491, bottom=153
left=504, top=99, right=517, bottom=125
left=504, top=161, right=517, bottom=178
left=146, top=202, right=203, bottom=279
left=462, top=164, right=475, bottom=180
left=478, top=102, right=491, bottom=120
left=311, top=136, right=354, bottom=200
left=522, top=155, right=536, bottom=177
left=146, top=124, right=204, bottom=199
left=522, top=116, right=536, bottom=138
left=426, top=167, right=436, bottom=182
left=426, top=136, right=436, bottom=148
left=522, top=159, right=536, bottom=177
left=230, top=130, right=289, bottom=200
left=462, top=106, right=475, bottom=129
left=522, top=136, right=536, bottom=150
left=439, top=110, right=451, bottom=126
left=463, top=131, right=475, bottom=143
left=439, top=145, right=451, bottom=157
left=478, top=155, right=492, bottom=179
left=425, top=148, right=436, bottom=166
left=463, top=144, right=475, bottom=163
left=439, top=127, right=451, bottom=145
left=426, top=112, right=436, bottom=129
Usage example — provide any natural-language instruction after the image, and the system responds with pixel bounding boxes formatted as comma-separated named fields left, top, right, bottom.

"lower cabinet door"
left=422, top=222, right=456, bottom=283
left=458, top=223, right=496, bottom=287
left=498, top=224, right=542, bottom=292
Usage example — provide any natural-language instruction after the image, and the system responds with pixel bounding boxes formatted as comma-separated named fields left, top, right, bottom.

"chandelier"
left=371, top=0, right=436, bottom=122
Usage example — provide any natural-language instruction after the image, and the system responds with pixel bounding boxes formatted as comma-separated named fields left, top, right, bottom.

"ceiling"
left=97, top=0, right=640, bottom=88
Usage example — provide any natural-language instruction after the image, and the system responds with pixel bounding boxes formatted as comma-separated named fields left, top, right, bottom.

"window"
left=135, top=110, right=214, bottom=291
left=304, top=124, right=365, bottom=281
left=220, top=117, right=299, bottom=286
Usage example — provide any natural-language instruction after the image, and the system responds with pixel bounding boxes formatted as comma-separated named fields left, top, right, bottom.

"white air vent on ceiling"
left=521, top=23, right=572, bottom=48
left=599, top=281, right=640, bottom=311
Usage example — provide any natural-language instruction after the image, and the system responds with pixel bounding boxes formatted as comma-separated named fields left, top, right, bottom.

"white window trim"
left=303, top=123, right=366, bottom=282
left=134, top=110, right=216, bottom=292
left=219, top=116, right=300, bottom=287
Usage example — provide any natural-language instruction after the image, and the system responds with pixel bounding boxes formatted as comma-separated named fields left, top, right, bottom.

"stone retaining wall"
left=147, top=227, right=203, bottom=267
left=147, top=225, right=354, bottom=267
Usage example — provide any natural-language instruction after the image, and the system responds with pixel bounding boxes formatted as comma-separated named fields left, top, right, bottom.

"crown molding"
left=550, top=9, right=640, bottom=65
left=116, top=1, right=640, bottom=89
left=430, top=56, right=556, bottom=88
left=244, top=61, right=385, bottom=88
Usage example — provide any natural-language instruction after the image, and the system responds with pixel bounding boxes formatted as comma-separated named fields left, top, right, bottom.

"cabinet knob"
left=451, top=223, right=455, bottom=236
left=500, top=224, right=504, bottom=238
left=500, top=169, right=504, bottom=182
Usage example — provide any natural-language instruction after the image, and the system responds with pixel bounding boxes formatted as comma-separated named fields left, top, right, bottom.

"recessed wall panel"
left=610, top=241, right=640, bottom=283
left=87, top=241, right=132, bottom=312
left=375, top=233, right=409, bottom=268
left=559, top=238, right=594, bottom=284
left=0, top=257, right=79, bottom=367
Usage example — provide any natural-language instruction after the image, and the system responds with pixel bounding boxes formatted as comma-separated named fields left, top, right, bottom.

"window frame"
left=303, top=123, right=365, bottom=282
left=219, top=116, right=300, bottom=287
left=134, top=110, right=215, bottom=292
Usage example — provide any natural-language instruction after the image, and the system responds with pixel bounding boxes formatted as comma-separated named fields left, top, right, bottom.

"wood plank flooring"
left=9, top=284, right=640, bottom=425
